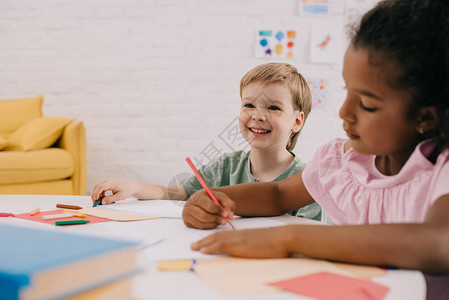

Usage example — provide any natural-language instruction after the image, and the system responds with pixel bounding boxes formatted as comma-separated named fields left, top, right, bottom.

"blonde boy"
left=91, top=63, right=321, bottom=221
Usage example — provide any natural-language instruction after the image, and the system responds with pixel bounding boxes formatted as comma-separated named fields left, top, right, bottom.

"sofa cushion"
left=0, top=95, right=43, bottom=140
left=5, top=117, right=73, bottom=151
left=0, top=148, right=74, bottom=185
left=0, top=180, right=73, bottom=195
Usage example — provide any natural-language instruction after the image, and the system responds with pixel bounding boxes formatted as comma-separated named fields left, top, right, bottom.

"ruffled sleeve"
left=302, top=139, right=348, bottom=223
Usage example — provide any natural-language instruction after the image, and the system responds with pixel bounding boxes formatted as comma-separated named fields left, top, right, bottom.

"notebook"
left=0, top=223, right=139, bottom=300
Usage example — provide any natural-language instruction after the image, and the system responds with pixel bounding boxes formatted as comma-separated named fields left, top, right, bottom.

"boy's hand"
left=190, top=227, right=290, bottom=258
left=182, top=190, right=235, bottom=229
left=91, top=178, right=140, bottom=205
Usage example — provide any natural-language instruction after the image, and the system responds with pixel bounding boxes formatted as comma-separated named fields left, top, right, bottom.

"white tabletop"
left=0, top=195, right=426, bottom=300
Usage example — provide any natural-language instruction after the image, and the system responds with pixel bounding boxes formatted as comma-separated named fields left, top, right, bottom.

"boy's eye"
left=359, top=101, right=377, bottom=112
left=268, top=106, right=281, bottom=111
left=244, top=103, right=255, bottom=108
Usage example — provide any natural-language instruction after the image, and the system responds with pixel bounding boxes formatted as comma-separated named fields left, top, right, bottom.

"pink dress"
left=302, top=138, right=449, bottom=225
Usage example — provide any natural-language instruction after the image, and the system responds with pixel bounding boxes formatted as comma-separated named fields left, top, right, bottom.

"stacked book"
left=0, top=223, right=139, bottom=300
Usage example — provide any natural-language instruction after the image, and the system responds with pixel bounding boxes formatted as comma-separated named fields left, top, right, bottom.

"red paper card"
left=14, top=209, right=110, bottom=226
left=268, top=271, right=389, bottom=300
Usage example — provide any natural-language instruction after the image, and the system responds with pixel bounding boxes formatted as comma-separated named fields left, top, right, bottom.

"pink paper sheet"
left=14, top=209, right=110, bottom=225
left=268, top=271, right=390, bottom=300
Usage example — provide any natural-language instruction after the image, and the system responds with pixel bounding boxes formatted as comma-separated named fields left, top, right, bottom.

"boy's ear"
left=416, top=106, right=437, bottom=134
left=292, top=111, right=304, bottom=133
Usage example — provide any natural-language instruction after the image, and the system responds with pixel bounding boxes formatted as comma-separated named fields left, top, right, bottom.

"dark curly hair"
left=349, top=0, right=449, bottom=152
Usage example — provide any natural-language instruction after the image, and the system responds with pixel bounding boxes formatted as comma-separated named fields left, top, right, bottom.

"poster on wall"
left=346, top=0, right=379, bottom=25
left=309, top=19, right=343, bottom=64
left=299, top=0, right=330, bottom=16
left=307, top=78, right=329, bottom=109
left=255, top=30, right=297, bottom=59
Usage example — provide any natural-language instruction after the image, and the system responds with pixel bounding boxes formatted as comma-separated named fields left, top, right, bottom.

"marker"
left=56, top=204, right=83, bottom=210
left=93, top=196, right=103, bottom=207
left=55, top=220, right=90, bottom=226
left=30, top=208, right=40, bottom=216
left=0, top=213, right=14, bottom=217
left=42, top=213, right=74, bottom=220
left=185, top=157, right=235, bottom=230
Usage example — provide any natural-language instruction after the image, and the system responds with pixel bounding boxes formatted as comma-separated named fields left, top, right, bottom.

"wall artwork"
left=345, top=0, right=379, bottom=25
left=299, top=0, right=330, bottom=16
left=309, top=19, right=343, bottom=64
left=255, top=30, right=297, bottom=59
left=308, top=78, right=329, bottom=109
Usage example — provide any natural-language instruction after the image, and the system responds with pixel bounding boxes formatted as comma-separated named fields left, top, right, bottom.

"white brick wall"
left=0, top=0, right=377, bottom=194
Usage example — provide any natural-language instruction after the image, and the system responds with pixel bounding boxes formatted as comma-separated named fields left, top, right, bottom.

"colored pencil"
left=185, top=157, right=235, bottom=230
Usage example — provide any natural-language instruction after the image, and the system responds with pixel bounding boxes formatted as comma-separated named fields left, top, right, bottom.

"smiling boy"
left=91, top=63, right=321, bottom=221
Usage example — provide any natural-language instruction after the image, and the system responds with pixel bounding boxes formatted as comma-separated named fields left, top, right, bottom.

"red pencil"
left=186, top=157, right=235, bottom=230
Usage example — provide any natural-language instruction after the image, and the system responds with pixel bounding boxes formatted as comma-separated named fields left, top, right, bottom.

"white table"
left=0, top=195, right=426, bottom=300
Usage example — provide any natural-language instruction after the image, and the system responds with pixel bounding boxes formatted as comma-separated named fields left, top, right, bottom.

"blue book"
left=0, top=223, right=139, bottom=300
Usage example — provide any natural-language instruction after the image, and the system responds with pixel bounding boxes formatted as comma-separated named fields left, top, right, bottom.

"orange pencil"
left=186, top=157, right=235, bottom=230
left=30, top=208, right=40, bottom=216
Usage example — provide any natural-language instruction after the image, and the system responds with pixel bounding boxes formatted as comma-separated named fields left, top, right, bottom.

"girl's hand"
left=182, top=190, right=236, bottom=229
left=191, top=227, right=291, bottom=258
left=91, top=178, right=141, bottom=205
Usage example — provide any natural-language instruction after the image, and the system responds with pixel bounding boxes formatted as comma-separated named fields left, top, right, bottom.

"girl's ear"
left=416, top=107, right=438, bottom=134
left=292, top=111, right=305, bottom=133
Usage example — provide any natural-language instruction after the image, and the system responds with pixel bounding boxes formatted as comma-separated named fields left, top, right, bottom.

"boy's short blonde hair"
left=239, top=63, right=312, bottom=151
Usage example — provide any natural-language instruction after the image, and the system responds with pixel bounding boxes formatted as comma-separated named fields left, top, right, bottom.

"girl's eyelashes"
left=359, top=101, right=377, bottom=112
left=243, top=103, right=255, bottom=108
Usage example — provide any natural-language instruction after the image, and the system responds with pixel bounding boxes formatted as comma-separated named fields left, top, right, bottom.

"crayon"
left=93, top=197, right=103, bottom=208
left=63, top=210, right=86, bottom=218
left=0, top=213, right=14, bottom=217
left=56, top=204, right=83, bottom=210
left=30, top=208, right=40, bottom=216
left=43, top=213, right=74, bottom=220
left=55, top=220, right=90, bottom=226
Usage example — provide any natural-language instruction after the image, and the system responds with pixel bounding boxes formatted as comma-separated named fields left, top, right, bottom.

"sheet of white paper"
left=103, top=199, right=185, bottom=219
left=99, top=217, right=286, bottom=261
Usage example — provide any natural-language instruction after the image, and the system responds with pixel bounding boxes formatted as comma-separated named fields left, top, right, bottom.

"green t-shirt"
left=182, top=151, right=321, bottom=221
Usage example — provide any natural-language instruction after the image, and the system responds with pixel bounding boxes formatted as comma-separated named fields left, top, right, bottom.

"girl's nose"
left=339, top=97, right=356, bottom=123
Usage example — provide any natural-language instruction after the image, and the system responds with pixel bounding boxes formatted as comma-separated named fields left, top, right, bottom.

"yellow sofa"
left=0, top=96, right=86, bottom=195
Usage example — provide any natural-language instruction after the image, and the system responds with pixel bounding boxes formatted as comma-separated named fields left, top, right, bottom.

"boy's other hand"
left=90, top=178, right=139, bottom=205
left=182, top=190, right=235, bottom=229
